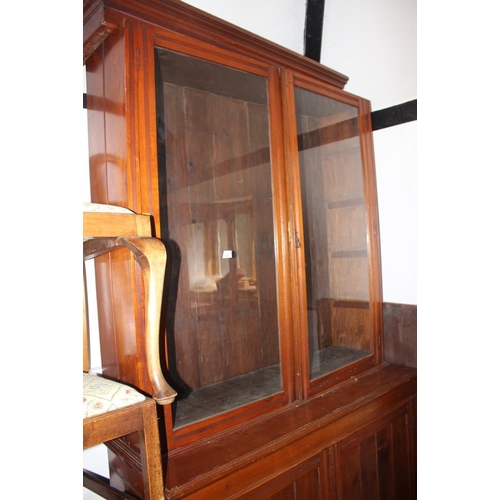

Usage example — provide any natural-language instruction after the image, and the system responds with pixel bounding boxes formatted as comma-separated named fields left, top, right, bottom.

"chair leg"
left=139, top=400, right=165, bottom=500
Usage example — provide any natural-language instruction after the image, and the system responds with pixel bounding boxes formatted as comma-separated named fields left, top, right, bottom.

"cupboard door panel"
left=241, top=455, right=325, bottom=500
left=292, top=467, right=323, bottom=500
left=335, top=403, right=415, bottom=500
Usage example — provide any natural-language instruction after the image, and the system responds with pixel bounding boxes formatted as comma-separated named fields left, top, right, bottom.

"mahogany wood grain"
left=84, top=0, right=348, bottom=88
left=84, top=212, right=153, bottom=237
left=84, top=402, right=150, bottom=449
left=106, top=364, right=415, bottom=499
left=239, top=455, right=325, bottom=500
left=83, top=2, right=415, bottom=498
left=85, top=398, right=164, bottom=499
left=164, top=364, right=415, bottom=487
left=358, top=98, right=384, bottom=366
left=86, top=18, right=151, bottom=393
left=279, top=68, right=309, bottom=402
left=335, top=403, right=415, bottom=499
left=83, top=0, right=118, bottom=63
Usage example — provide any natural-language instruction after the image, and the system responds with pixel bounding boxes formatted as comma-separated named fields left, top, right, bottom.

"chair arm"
left=118, top=236, right=177, bottom=405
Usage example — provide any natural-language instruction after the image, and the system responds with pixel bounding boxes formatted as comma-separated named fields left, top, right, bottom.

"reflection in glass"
left=294, top=87, right=373, bottom=381
left=155, top=48, right=281, bottom=428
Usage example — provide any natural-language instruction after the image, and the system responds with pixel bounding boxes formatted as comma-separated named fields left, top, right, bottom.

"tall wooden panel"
left=335, top=402, right=416, bottom=500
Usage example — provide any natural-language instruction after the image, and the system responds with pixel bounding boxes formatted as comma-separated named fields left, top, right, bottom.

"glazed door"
left=154, top=41, right=291, bottom=446
left=284, top=73, right=383, bottom=396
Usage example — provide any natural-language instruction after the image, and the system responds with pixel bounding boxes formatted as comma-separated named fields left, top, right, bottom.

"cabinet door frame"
left=281, top=70, right=383, bottom=399
left=142, top=24, right=296, bottom=449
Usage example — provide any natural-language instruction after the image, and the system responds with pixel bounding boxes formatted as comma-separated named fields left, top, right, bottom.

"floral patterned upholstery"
left=83, top=373, right=146, bottom=419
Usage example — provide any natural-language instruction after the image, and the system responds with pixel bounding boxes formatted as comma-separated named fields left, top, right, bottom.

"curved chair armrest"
left=118, top=236, right=177, bottom=405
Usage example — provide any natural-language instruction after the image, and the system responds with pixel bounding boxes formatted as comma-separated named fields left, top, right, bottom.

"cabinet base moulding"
left=106, top=363, right=416, bottom=499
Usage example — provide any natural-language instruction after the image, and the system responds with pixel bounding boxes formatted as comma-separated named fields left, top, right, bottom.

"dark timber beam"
left=371, top=99, right=417, bottom=131
left=304, top=0, right=325, bottom=63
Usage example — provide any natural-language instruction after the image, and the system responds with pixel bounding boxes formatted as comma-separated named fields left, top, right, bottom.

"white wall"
left=83, top=0, right=416, bottom=494
left=322, top=0, right=416, bottom=111
left=182, top=0, right=307, bottom=55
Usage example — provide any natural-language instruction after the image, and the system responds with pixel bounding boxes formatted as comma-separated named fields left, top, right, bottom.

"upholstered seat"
left=83, top=373, right=146, bottom=419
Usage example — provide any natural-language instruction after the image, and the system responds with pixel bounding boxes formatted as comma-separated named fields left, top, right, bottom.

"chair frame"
left=83, top=207, right=176, bottom=500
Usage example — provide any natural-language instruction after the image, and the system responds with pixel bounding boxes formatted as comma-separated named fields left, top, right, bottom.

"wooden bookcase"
left=84, top=1, right=416, bottom=497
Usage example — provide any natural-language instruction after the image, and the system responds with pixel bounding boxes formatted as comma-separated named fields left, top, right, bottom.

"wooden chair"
left=83, top=203, right=176, bottom=499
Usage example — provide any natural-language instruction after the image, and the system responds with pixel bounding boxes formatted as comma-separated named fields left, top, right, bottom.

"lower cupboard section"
left=241, top=403, right=416, bottom=500
left=107, top=365, right=416, bottom=500
left=333, top=403, right=416, bottom=500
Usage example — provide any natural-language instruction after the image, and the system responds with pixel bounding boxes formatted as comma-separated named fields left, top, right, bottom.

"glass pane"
left=155, top=48, right=281, bottom=429
left=294, top=87, right=373, bottom=381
